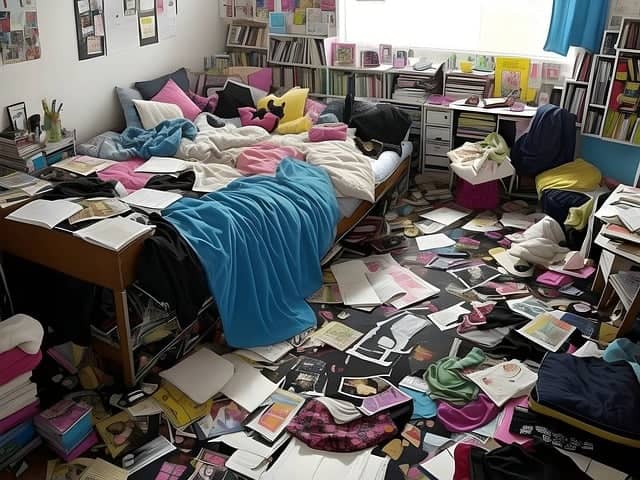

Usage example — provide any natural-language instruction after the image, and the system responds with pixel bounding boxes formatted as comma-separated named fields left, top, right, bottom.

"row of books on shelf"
left=590, top=58, right=613, bottom=106
left=272, top=66, right=326, bottom=93
left=444, top=71, right=494, bottom=100
left=616, top=56, right=640, bottom=82
left=456, top=112, right=496, bottom=140
left=584, top=108, right=604, bottom=135
left=269, top=36, right=327, bottom=66
left=602, top=110, right=640, bottom=143
left=227, top=24, right=268, bottom=48
left=618, top=20, right=640, bottom=51
left=572, top=51, right=593, bottom=82
left=0, top=130, right=42, bottom=159
left=226, top=50, right=267, bottom=67
left=563, top=83, right=587, bottom=123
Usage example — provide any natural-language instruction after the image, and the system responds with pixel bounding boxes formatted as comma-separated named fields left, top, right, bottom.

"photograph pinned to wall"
left=138, top=0, right=158, bottom=46
left=74, top=0, right=106, bottom=60
left=0, top=0, right=40, bottom=65
left=7, top=102, right=27, bottom=131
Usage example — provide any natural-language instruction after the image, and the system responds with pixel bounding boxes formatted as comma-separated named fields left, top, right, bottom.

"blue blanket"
left=119, top=118, right=197, bottom=160
left=163, top=159, right=340, bottom=348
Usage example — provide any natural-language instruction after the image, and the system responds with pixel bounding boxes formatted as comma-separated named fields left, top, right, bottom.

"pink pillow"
left=188, top=91, right=219, bottom=113
left=304, top=98, right=326, bottom=123
left=236, top=142, right=304, bottom=175
left=238, top=106, right=280, bottom=132
left=308, top=122, right=348, bottom=142
left=152, top=79, right=201, bottom=121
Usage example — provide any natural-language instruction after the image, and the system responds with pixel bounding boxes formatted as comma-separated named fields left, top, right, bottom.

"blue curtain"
left=544, top=0, right=610, bottom=55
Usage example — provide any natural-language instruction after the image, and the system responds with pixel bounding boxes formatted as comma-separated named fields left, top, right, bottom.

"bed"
left=74, top=95, right=413, bottom=350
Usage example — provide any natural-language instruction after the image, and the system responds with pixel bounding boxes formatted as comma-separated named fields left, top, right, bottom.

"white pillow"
left=132, top=99, right=183, bottom=130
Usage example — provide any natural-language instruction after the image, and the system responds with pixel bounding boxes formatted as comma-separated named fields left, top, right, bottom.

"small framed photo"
left=379, top=44, right=392, bottom=64
left=360, top=50, right=380, bottom=68
left=6, top=102, right=27, bottom=132
left=393, top=50, right=408, bottom=68
left=332, top=42, right=356, bottom=67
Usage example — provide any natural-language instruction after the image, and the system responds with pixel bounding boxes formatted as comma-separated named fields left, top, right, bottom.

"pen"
left=57, top=103, right=63, bottom=113
left=51, top=99, right=56, bottom=112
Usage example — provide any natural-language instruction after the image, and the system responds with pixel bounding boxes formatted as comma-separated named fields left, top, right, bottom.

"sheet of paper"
left=226, top=450, right=269, bottom=480
left=312, top=321, right=363, bottom=351
left=415, top=219, right=445, bottom=234
left=365, top=271, right=406, bottom=303
left=238, top=342, right=293, bottom=363
left=104, top=0, right=139, bottom=56
left=158, top=0, right=177, bottom=39
left=122, top=188, right=181, bottom=210
left=79, top=458, right=127, bottom=480
left=127, top=397, right=162, bottom=417
left=416, top=233, right=455, bottom=251
left=221, top=354, right=278, bottom=413
left=419, top=447, right=455, bottom=480
left=134, top=156, right=188, bottom=173
left=212, top=431, right=290, bottom=458
left=399, top=375, right=430, bottom=393
left=331, top=260, right=381, bottom=307
left=420, top=207, right=470, bottom=226
left=500, top=212, right=537, bottom=230
left=140, top=0, right=155, bottom=11
left=428, top=302, right=470, bottom=331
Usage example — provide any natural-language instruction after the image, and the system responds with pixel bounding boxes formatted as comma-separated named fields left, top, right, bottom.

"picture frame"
left=73, top=0, right=107, bottom=60
left=332, top=42, right=356, bottom=67
left=379, top=44, right=392, bottom=64
left=6, top=102, right=27, bottom=132
left=360, top=50, right=380, bottom=68
left=393, top=50, right=408, bottom=68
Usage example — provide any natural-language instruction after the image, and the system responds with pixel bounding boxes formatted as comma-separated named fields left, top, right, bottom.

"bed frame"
left=336, top=156, right=411, bottom=239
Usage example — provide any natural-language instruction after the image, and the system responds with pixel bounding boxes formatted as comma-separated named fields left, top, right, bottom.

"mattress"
left=338, top=141, right=412, bottom=218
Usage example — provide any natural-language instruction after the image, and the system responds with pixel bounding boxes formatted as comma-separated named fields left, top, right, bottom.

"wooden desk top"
left=0, top=203, right=148, bottom=291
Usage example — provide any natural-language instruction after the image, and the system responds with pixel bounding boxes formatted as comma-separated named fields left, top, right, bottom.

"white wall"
left=0, top=1, right=226, bottom=141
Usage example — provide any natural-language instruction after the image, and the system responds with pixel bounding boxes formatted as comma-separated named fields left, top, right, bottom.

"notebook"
left=73, top=216, right=153, bottom=251
left=6, top=200, right=83, bottom=229
left=121, top=188, right=182, bottom=210
left=134, top=156, right=190, bottom=173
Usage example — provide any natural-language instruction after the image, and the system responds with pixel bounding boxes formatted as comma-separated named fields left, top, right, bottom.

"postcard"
left=338, top=376, right=411, bottom=415
left=312, top=321, right=363, bottom=351
left=516, top=313, right=576, bottom=352
left=95, top=411, right=146, bottom=458
left=194, top=399, right=249, bottom=440
left=247, top=389, right=304, bottom=441
left=451, top=264, right=502, bottom=290
left=506, top=295, right=555, bottom=320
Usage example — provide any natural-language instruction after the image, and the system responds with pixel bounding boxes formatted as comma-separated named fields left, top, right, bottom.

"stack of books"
left=391, top=69, right=442, bottom=104
left=0, top=130, right=43, bottom=171
left=456, top=113, right=497, bottom=140
left=590, top=58, right=614, bottom=106
left=0, top=420, right=40, bottom=472
left=34, top=399, right=97, bottom=461
left=445, top=70, right=494, bottom=100
left=572, top=51, right=593, bottom=82
left=595, top=184, right=640, bottom=262
left=609, top=270, right=640, bottom=310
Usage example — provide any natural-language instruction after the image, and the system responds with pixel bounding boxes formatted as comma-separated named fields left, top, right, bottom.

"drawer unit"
left=425, top=125, right=451, bottom=142
left=423, top=154, right=449, bottom=169
left=424, top=141, right=450, bottom=157
left=426, top=109, right=451, bottom=126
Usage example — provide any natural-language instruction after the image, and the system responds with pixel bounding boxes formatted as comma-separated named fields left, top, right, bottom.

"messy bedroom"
left=0, top=0, right=639, bottom=478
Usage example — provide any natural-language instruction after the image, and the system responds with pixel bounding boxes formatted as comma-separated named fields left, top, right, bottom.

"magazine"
left=194, top=399, right=249, bottom=440
left=95, top=411, right=147, bottom=458
left=54, top=156, right=115, bottom=176
left=68, top=198, right=130, bottom=225
left=450, top=264, right=502, bottom=290
left=246, top=389, right=305, bottom=442
left=516, top=313, right=576, bottom=352
left=124, top=436, right=176, bottom=475
left=312, top=321, right=363, bottom=351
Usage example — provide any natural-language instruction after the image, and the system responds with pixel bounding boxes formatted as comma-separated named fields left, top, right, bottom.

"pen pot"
left=44, top=112, right=62, bottom=143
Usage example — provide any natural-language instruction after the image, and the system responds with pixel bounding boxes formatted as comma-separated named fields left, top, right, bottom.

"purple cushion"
left=238, top=107, right=280, bottom=132
left=152, top=79, right=202, bottom=121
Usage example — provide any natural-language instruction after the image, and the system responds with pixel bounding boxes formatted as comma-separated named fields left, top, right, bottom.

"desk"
left=0, top=203, right=148, bottom=386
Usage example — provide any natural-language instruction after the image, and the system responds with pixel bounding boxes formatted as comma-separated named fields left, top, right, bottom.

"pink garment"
left=238, top=107, right=280, bottom=132
left=97, top=159, right=153, bottom=192
left=304, top=98, right=327, bottom=123
left=437, top=394, right=500, bottom=433
left=236, top=142, right=305, bottom=175
left=494, top=396, right=532, bottom=445
left=455, top=178, right=499, bottom=210
left=308, top=122, right=348, bottom=142
left=0, top=348, right=42, bottom=385
left=0, top=401, right=39, bottom=435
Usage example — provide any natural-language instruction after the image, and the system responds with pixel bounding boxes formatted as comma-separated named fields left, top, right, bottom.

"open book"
left=73, top=216, right=154, bottom=251
left=6, top=199, right=83, bottom=229
left=54, top=156, right=115, bottom=176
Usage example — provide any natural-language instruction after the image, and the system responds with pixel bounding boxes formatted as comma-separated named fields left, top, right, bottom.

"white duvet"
left=175, top=114, right=375, bottom=202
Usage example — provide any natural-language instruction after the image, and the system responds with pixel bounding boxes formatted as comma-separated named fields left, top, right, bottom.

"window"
left=338, top=0, right=561, bottom=59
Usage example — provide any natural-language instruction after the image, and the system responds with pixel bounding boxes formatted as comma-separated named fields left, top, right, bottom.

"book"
left=246, top=389, right=305, bottom=442
left=34, top=399, right=92, bottom=437
left=67, top=198, right=130, bottom=225
left=494, top=57, right=530, bottom=97
left=73, top=216, right=154, bottom=251
left=6, top=199, right=83, bottom=229
left=0, top=172, right=36, bottom=189
left=516, top=313, right=576, bottom=352
left=53, top=156, right=115, bottom=176
left=603, top=223, right=640, bottom=245
left=121, top=188, right=182, bottom=210
left=134, top=156, right=190, bottom=174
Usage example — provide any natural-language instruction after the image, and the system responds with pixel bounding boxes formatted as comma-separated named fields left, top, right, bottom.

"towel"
left=0, top=314, right=44, bottom=355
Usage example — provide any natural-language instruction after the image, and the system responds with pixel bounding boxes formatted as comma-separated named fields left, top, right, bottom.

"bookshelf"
left=225, top=19, right=268, bottom=67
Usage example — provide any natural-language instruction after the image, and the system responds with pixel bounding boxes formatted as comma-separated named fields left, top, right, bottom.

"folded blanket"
left=163, top=159, right=339, bottom=347
left=0, top=315, right=43, bottom=355
left=0, top=348, right=42, bottom=385
left=121, top=118, right=197, bottom=160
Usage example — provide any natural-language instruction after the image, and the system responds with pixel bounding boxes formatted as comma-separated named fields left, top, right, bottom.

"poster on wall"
left=0, top=0, right=41, bottom=65
left=74, top=0, right=107, bottom=60
left=104, top=0, right=138, bottom=56
left=138, top=0, right=158, bottom=46
left=157, top=0, right=176, bottom=40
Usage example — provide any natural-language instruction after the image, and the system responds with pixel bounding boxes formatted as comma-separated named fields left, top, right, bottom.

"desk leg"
left=113, top=289, right=135, bottom=387
left=618, top=295, right=640, bottom=337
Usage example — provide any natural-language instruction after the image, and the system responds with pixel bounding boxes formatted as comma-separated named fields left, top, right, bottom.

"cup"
left=45, top=112, right=62, bottom=143
left=460, top=61, right=473, bottom=73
